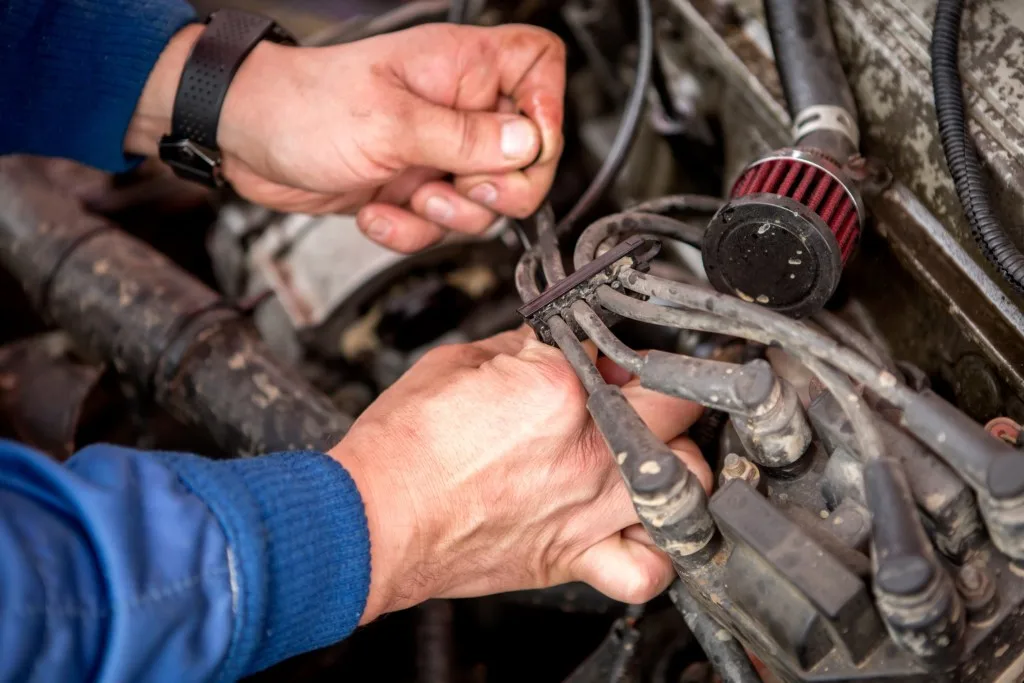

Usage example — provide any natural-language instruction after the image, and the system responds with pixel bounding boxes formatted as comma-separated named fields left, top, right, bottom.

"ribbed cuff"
left=155, top=450, right=371, bottom=681
left=0, top=1, right=198, bottom=171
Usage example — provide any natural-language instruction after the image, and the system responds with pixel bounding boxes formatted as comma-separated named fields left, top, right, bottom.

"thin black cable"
left=556, top=0, right=653, bottom=233
left=932, top=0, right=1024, bottom=294
left=447, top=0, right=470, bottom=24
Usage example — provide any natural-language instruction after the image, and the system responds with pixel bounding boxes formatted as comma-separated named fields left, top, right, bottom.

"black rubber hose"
left=931, top=0, right=1024, bottom=294
left=556, top=0, right=653, bottom=233
left=763, top=0, right=857, bottom=158
left=763, top=0, right=855, bottom=116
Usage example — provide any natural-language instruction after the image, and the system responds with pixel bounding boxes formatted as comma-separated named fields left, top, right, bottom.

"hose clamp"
left=793, top=105, right=860, bottom=149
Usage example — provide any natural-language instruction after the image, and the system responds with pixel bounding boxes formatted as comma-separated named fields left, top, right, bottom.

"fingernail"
left=366, top=217, right=391, bottom=240
left=501, top=118, right=538, bottom=160
left=468, top=183, right=498, bottom=205
left=424, top=196, right=453, bottom=223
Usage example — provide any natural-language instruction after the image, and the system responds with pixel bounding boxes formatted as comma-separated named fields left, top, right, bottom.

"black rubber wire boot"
left=931, top=0, right=1024, bottom=294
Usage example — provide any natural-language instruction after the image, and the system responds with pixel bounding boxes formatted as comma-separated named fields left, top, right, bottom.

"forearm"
left=0, top=0, right=197, bottom=171
left=0, top=440, right=370, bottom=681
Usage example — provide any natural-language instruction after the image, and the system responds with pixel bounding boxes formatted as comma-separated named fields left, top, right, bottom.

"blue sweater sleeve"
left=0, top=440, right=371, bottom=682
left=0, top=0, right=197, bottom=171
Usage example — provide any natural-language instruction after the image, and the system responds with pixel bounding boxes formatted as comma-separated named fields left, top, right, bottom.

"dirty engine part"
left=4, top=0, right=1024, bottom=681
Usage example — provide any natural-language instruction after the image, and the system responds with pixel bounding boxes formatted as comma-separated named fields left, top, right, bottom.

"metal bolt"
left=958, top=564, right=983, bottom=593
left=985, top=416, right=1021, bottom=446
left=956, top=562, right=997, bottom=621
left=844, top=155, right=893, bottom=197
left=719, top=452, right=762, bottom=492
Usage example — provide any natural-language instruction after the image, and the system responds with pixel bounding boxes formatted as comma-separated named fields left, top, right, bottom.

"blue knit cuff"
left=154, top=451, right=371, bottom=680
left=0, top=1, right=198, bottom=172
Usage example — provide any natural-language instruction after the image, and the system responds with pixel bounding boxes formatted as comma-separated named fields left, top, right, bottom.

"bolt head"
left=958, top=565, right=982, bottom=592
left=719, top=453, right=761, bottom=490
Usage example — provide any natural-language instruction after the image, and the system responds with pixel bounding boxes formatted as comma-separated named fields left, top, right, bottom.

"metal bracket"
left=518, top=235, right=659, bottom=344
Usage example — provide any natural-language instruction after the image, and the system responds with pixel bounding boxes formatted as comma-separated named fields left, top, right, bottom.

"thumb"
left=400, top=96, right=542, bottom=174
left=569, top=532, right=676, bottom=604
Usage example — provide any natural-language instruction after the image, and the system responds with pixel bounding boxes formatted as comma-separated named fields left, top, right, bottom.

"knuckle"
left=369, top=97, right=413, bottom=155
left=516, top=24, right=563, bottom=49
left=504, top=184, right=549, bottom=218
left=455, top=114, right=481, bottom=161
left=622, top=564, right=663, bottom=604
left=418, top=343, right=467, bottom=367
left=462, top=213, right=498, bottom=235
left=534, top=357, right=586, bottom=404
left=541, top=29, right=567, bottom=60
left=445, top=363, right=483, bottom=390
left=500, top=191, right=543, bottom=219
left=524, top=26, right=567, bottom=64
left=503, top=202, right=535, bottom=219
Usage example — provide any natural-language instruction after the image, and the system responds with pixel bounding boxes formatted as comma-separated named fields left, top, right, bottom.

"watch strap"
left=160, top=10, right=294, bottom=186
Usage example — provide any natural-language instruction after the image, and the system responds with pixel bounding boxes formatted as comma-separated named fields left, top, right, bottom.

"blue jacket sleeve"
left=0, top=440, right=371, bottom=682
left=0, top=0, right=197, bottom=172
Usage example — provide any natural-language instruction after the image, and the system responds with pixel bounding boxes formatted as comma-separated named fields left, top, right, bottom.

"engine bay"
left=4, top=0, right=1024, bottom=681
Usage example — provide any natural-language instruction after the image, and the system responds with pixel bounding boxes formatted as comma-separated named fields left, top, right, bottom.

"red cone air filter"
left=702, top=148, right=864, bottom=318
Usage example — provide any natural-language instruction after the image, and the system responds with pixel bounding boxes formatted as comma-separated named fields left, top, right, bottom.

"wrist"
left=329, top=436, right=439, bottom=624
left=216, top=39, right=299, bottom=170
left=124, top=24, right=203, bottom=157
left=124, top=21, right=295, bottom=168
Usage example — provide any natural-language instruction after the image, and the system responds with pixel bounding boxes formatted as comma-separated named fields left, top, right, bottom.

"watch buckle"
left=158, top=136, right=224, bottom=188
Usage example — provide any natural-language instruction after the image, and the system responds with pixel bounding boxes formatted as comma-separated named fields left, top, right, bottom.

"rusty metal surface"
left=664, top=0, right=1024, bottom=404
left=0, top=157, right=352, bottom=456
left=165, top=319, right=351, bottom=453
left=0, top=332, right=110, bottom=460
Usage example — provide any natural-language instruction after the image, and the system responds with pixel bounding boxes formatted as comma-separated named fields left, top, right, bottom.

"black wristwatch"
left=159, top=10, right=295, bottom=187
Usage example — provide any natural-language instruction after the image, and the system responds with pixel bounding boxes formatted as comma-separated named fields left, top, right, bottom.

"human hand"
left=127, top=23, right=566, bottom=252
left=328, top=327, right=712, bottom=624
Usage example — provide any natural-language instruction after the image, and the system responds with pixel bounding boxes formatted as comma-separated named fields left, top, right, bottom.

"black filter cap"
left=702, top=194, right=843, bottom=318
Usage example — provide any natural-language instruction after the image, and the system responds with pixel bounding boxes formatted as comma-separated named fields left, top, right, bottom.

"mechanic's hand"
left=329, top=327, right=712, bottom=624
left=127, top=23, right=566, bottom=252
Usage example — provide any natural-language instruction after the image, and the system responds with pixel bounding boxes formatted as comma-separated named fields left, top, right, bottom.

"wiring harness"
left=515, top=200, right=1024, bottom=678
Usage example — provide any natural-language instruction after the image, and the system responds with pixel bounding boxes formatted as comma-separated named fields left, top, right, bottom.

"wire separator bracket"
left=518, top=235, right=659, bottom=344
